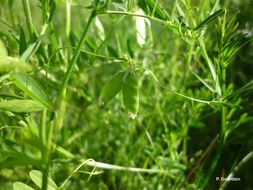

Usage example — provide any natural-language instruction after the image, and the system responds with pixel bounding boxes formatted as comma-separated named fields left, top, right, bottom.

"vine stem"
left=58, top=10, right=96, bottom=99
left=54, top=10, right=96, bottom=141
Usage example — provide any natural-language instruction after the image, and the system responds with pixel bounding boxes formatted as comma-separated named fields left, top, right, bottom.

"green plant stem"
left=221, top=67, right=227, bottom=133
left=199, top=39, right=216, bottom=81
left=66, top=0, right=71, bottom=37
left=200, top=65, right=227, bottom=189
left=101, top=11, right=179, bottom=30
left=55, top=11, right=96, bottom=138
left=48, top=23, right=64, bottom=60
left=58, top=11, right=96, bottom=98
left=22, top=0, right=34, bottom=36
left=199, top=139, right=223, bottom=188
left=40, top=109, right=49, bottom=190
left=42, top=0, right=48, bottom=24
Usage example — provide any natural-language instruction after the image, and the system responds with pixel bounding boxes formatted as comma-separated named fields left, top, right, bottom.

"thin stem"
left=40, top=109, right=49, bottom=190
left=55, top=11, right=96, bottom=139
left=221, top=67, right=227, bottom=133
left=22, top=0, right=34, bottom=36
left=42, top=0, right=48, bottom=24
left=101, top=10, right=179, bottom=30
left=66, top=0, right=71, bottom=37
left=199, top=39, right=216, bottom=81
left=58, top=11, right=96, bottom=98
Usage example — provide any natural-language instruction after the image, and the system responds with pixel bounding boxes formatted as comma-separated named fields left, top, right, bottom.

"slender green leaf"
left=10, top=73, right=54, bottom=110
left=20, top=41, right=41, bottom=62
left=0, top=99, right=45, bottom=113
left=19, top=26, right=27, bottom=56
left=194, top=9, right=225, bottom=30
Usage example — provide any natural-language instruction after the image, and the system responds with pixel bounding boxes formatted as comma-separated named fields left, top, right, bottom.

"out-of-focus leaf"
left=194, top=9, right=225, bottom=31
left=10, top=73, right=54, bottom=110
left=13, top=182, right=35, bottom=190
left=137, top=0, right=168, bottom=20
left=29, top=170, right=57, bottom=190
left=0, top=56, right=32, bottom=74
left=19, top=27, right=27, bottom=56
left=0, top=99, right=45, bottom=113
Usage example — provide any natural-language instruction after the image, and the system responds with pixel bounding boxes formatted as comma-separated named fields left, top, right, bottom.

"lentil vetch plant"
left=0, top=0, right=253, bottom=189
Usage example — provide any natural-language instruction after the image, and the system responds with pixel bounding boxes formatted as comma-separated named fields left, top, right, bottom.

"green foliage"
left=0, top=0, right=252, bottom=190
left=0, top=99, right=45, bottom=113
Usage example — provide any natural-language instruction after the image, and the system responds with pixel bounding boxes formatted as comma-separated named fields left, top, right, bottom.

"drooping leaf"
left=0, top=99, right=45, bottom=113
left=29, top=170, right=57, bottom=190
left=10, top=73, right=54, bottom=110
left=13, top=182, right=35, bottom=190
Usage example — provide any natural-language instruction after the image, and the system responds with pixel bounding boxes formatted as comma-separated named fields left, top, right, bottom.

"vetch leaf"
left=122, top=71, right=139, bottom=119
left=13, top=182, right=35, bottom=190
left=0, top=56, right=32, bottom=74
left=10, top=73, right=54, bottom=110
left=194, top=9, right=225, bottom=31
left=99, top=71, right=125, bottom=107
left=226, top=80, right=253, bottom=100
left=19, top=26, right=27, bottom=56
left=0, top=99, right=45, bottom=113
left=20, top=41, right=41, bottom=62
left=29, top=170, right=57, bottom=190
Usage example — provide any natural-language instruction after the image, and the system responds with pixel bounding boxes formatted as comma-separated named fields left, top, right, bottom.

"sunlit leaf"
left=29, top=170, right=57, bottom=190
left=13, top=182, right=35, bottom=190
